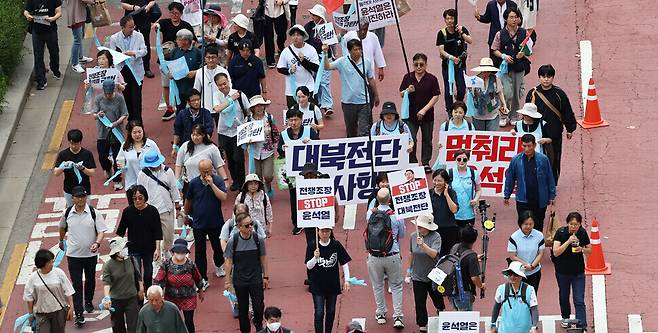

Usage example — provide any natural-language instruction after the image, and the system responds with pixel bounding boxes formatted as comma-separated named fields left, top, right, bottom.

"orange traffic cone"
left=578, top=78, right=609, bottom=129
left=585, top=218, right=611, bottom=275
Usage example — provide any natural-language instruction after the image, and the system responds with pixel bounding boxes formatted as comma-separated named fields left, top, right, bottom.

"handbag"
left=544, top=211, right=561, bottom=247
left=89, top=0, right=112, bottom=27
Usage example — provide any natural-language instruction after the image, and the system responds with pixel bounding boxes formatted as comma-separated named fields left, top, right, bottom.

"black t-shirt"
left=227, top=31, right=259, bottom=54
left=25, top=0, right=62, bottom=34
left=116, top=205, right=163, bottom=254
left=55, top=147, right=96, bottom=194
left=430, top=188, right=459, bottom=228
left=435, top=26, right=470, bottom=68
left=122, top=0, right=150, bottom=24
left=453, top=243, right=481, bottom=294
left=158, top=18, right=195, bottom=43
left=305, top=239, right=351, bottom=296
left=552, top=226, right=590, bottom=275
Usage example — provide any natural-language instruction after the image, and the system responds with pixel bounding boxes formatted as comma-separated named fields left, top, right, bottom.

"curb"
left=0, top=36, right=35, bottom=171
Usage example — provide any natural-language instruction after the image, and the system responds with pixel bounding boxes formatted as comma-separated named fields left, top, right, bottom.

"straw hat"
left=517, top=103, right=542, bottom=119
left=502, top=261, right=527, bottom=278
left=249, top=95, right=271, bottom=107
left=308, top=4, right=327, bottom=22
left=412, top=214, right=438, bottom=231
left=287, top=24, right=309, bottom=41
left=471, top=57, right=500, bottom=73
left=232, top=14, right=250, bottom=30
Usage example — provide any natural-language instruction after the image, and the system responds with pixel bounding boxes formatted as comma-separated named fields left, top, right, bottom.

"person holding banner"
left=304, top=4, right=334, bottom=116
left=246, top=95, right=279, bottom=195
left=170, top=28, right=204, bottom=112
left=84, top=50, right=126, bottom=114
left=436, top=9, right=472, bottom=116
left=449, top=149, right=482, bottom=227
left=172, top=88, right=215, bottom=159
left=53, top=129, right=97, bottom=208
left=469, top=57, right=508, bottom=131
left=430, top=169, right=459, bottom=256
left=293, top=86, right=325, bottom=133
left=117, top=120, right=162, bottom=189
left=343, top=18, right=386, bottom=82
left=306, top=227, right=352, bottom=333
left=93, top=79, right=129, bottom=191
left=323, top=40, right=380, bottom=137
left=277, top=24, right=320, bottom=108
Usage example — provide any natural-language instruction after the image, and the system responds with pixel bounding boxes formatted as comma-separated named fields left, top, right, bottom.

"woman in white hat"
left=490, top=261, right=539, bottom=333
left=244, top=95, right=280, bottom=196
left=469, top=57, right=509, bottom=131
left=510, top=102, right=551, bottom=154
left=234, top=174, right=273, bottom=237
left=405, top=214, right=443, bottom=333
left=277, top=24, right=320, bottom=108
left=226, top=13, right=260, bottom=64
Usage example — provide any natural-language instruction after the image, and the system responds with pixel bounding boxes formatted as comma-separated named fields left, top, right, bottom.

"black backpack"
left=374, top=120, right=405, bottom=135
left=433, top=244, right=475, bottom=296
left=63, top=205, right=97, bottom=233
left=444, top=120, right=474, bottom=131
left=364, top=209, right=394, bottom=256
left=231, top=231, right=261, bottom=255
left=502, top=281, right=530, bottom=310
left=238, top=191, right=269, bottom=225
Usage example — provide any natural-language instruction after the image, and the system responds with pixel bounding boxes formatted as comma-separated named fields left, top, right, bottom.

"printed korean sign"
left=237, top=120, right=265, bottom=146
left=296, top=178, right=335, bottom=228
left=438, top=311, right=480, bottom=333
left=285, top=134, right=410, bottom=205
left=438, top=130, right=526, bottom=197
left=388, top=166, right=431, bottom=219
left=333, top=0, right=399, bottom=31
left=315, top=23, right=339, bottom=45
left=86, top=68, right=119, bottom=87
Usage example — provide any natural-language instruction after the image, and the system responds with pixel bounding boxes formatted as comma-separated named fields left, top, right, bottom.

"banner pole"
left=316, top=227, right=319, bottom=250
left=455, top=0, right=459, bottom=25
left=390, top=0, right=411, bottom=75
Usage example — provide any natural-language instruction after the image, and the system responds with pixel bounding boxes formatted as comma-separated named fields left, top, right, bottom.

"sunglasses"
left=456, top=157, right=468, bottom=162
left=413, top=62, right=426, bottom=67
left=241, top=223, right=253, bottom=228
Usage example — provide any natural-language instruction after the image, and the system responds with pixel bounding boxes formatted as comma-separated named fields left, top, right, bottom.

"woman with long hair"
left=175, top=124, right=227, bottom=184
left=117, top=120, right=161, bottom=189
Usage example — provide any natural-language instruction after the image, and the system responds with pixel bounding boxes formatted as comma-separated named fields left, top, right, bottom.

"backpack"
left=238, top=191, right=269, bottom=225
left=63, top=205, right=97, bottom=233
left=444, top=120, right=474, bottom=131
left=448, top=167, right=476, bottom=198
left=433, top=244, right=475, bottom=297
left=363, top=209, right=394, bottom=256
left=231, top=231, right=261, bottom=256
left=374, top=120, right=405, bottom=136
left=502, top=281, right=530, bottom=310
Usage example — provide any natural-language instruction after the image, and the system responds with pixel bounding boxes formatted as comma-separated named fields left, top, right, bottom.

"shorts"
left=160, top=67, right=170, bottom=87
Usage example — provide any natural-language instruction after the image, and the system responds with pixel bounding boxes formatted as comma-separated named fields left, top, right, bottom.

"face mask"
left=174, top=253, right=187, bottom=261
left=266, top=322, right=281, bottom=332
left=119, top=248, right=129, bottom=258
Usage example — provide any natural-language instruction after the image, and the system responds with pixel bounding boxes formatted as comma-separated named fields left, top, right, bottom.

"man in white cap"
left=490, top=261, right=539, bottom=333
left=344, top=17, right=386, bottom=82
left=277, top=24, right=319, bottom=108
left=169, top=28, right=203, bottom=113
left=226, top=13, right=260, bottom=64
left=136, top=150, right=181, bottom=260
left=263, top=0, right=289, bottom=67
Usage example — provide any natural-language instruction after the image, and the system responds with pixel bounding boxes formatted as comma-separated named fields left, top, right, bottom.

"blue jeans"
left=312, top=293, right=338, bottom=333
left=317, top=69, right=333, bottom=109
left=131, top=252, right=154, bottom=291
left=449, top=293, right=474, bottom=311
left=556, top=272, right=587, bottom=328
left=71, top=25, right=84, bottom=66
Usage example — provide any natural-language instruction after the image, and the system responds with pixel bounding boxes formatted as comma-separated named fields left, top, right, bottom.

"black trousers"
left=442, top=64, right=466, bottom=114
left=289, top=5, right=298, bottom=26
left=120, top=66, right=143, bottom=124
left=110, top=296, right=140, bottom=333
left=32, top=30, right=60, bottom=86
left=235, top=282, right=265, bottom=333
left=192, top=227, right=224, bottom=279
left=412, top=280, right=445, bottom=327
left=97, top=138, right=122, bottom=181
left=135, top=19, right=152, bottom=72
left=550, top=135, right=563, bottom=185
left=183, top=310, right=196, bottom=333
left=264, top=14, right=288, bottom=65
left=405, top=120, right=434, bottom=165
left=515, top=201, right=547, bottom=232
left=218, top=134, right=246, bottom=187
left=67, top=256, right=96, bottom=316
left=523, top=270, right=542, bottom=293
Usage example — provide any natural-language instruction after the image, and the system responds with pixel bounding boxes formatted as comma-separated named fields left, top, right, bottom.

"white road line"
left=592, top=275, right=609, bottom=333
left=343, top=204, right=357, bottom=230
left=629, top=314, right=644, bottom=333
left=579, top=40, right=593, bottom=113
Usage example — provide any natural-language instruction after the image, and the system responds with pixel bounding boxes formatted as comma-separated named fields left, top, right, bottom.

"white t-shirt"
left=193, top=65, right=229, bottom=112
left=343, top=31, right=386, bottom=73
left=277, top=43, right=320, bottom=96
left=213, top=89, right=251, bottom=137
left=299, top=103, right=323, bottom=127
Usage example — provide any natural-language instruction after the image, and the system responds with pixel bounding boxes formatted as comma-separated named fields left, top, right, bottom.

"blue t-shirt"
left=228, top=54, right=266, bottom=99
left=186, top=175, right=226, bottom=229
left=494, top=283, right=538, bottom=333
left=331, top=56, right=373, bottom=105
left=451, top=167, right=480, bottom=220
left=507, top=229, right=545, bottom=276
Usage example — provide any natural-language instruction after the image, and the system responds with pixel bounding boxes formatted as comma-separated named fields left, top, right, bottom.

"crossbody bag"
left=36, top=271, right=69, bottom=312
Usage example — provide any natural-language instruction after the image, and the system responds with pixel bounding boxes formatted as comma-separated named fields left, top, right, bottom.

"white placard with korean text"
left=86, top=67, right=120, bottom=87
left=296, top=178, right=336, bottom=228
left=388, top=166, right=432, bottom=219
left=333, top=0, right=399, bottom=31
left=438, top=311, right=480, bottom=333
left=316, top=23, right=339, bottom=45
left=237, top=120, right=265, bottom=146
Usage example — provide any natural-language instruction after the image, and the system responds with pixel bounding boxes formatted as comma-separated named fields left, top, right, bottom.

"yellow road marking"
left=0, top=243, right=28, bottom=327
left=42, top=100, right=74, bottom=170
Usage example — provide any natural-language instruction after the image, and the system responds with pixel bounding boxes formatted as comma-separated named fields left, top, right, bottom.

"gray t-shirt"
left=59, top=205, right=109, bottom=258
left=220, top=217, right=267, bottom=241
left=94, top=94, right=128, bottom=140
left=175, top=142, right=224, bottom=181
left=410, top=231, right=442, bottom=282
left=224, top=233, right=266, bottom=258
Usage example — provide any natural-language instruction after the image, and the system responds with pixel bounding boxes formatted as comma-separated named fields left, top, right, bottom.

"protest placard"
left=388, top=166, right=432, bottom=219
left=438, top=311, right=480, bottom=333
left=333, top=0, right=399, bottom=31
left=167, top=56, right=190, bottom=80
left=285, top=134, right=410, bottom=205
left=296, top=178, right=335, bottom=228
left=97, top=46, right=132, bottom=65
left=315, top=23, right=339, bottom=45
left=86, top=68, right=120, bottom=87
left=438, top=130, right=538, bottom=197
left=33, top=15, right=50, bottom=26
left=237, top=121, right=265, bottom=146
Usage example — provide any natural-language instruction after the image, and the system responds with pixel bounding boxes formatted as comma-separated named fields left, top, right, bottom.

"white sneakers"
left=79, top=56, right=93, bottom=64
left=72, top=64, right=85, bottom=73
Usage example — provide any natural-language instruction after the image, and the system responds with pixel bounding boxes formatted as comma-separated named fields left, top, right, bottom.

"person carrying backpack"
left=369, top=101, right=414, bottom=155
left=234, top=174, right=273, bottom=237
left=490, top=261, right=539, bottom=333
left=442, top=226, right=485, bottom=311
left=365, top=188, right=406, bottom=329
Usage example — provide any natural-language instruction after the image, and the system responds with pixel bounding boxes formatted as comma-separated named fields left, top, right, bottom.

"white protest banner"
left=286, top=134, right=410, bottom=205
left=237, top=120, right=265, bottom=146
left=438, top=130, right=533, bottom=197
left=333, top=0, right=398, bottom=31
left=388, top=166, right=431, bottom=219
left=97, top=46, right=132, bottom=65
left=315, top=23, right=339, bottom=45
left=33, top=15, right=50, bottom=26
left=167, top=57, right=190, bottom=80
left=438, top=311, right=480, bottom=333
left=86, top=68, right=120, bottom=87
left=296, top=178, right=335, bottom=228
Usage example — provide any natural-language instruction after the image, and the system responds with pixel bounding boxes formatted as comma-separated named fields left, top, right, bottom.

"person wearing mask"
left=53, top=129, right=96, bottom=208
left=430, top=169, right=459, bottom=256
left=406, top=214, right=442, bottom=333
left=212, top=72, right=251, bottom=191
left=23, top=249, right=75, bottom=332
left=399, top=53, right=441, bottom=169
left=193, top=46, right=229, bottom=124
left=490, top=261, right=539, bottom=333
left=436, top=8, right=473, bottom=115
left=65, top=0, right=93, bottom=74
left=24, top=0, right=63, bottom=90
left=448, top=149, right=482, bottom=227
left=278, top=25, right=320, bottom=108
left=172, top=89, right=214, bottom=159
left=117, top=120, right=162, bottom=189
left=224, top=213, right=269, bottom=333
left=304, top=4, right=333, bottom=115
left=507, top=210, right=545, bottom=293
left=136, top=285, right=188, bottom=332
left=228, top=39, right=268, bottom=99
left=343, top=18, right=386, bottom=83
left=101, top=237, right=144, bottom=332
left=468, top=58, right=508, bottom=131
left=93, top=79, right=129, bottom=191
left=168, top=28, right=203, bottom=112
left=263, top=0, right=289, bottom=67
left=258, top=306, right=293, bottom=333
left=183, top=159, right=228, bottom=287
left=120, top=0, right=158, bottom=78
left=366, top=188, right=405, bottom=329
left=306, top=227, right=352, bottom=333
left=153, top=239, right=204, bottom=333
left=244, top=95, right=279, bottom=196
left=226, top=14, right=260, bottom=64
left=116, top=185, right=163, bottom=291
left=58, top=186, right=108, bottom=326
left=109, top=15, right=148, bottom=123
left=175, top=124, right=227, bottom=187
left=552, top=212, right=591, bottom=331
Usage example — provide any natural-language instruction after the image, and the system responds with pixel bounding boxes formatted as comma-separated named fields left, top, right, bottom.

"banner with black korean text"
left=296, top=178, right=336, bottom=228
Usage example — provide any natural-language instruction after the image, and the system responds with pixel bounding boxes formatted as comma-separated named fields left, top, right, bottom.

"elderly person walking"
left=137, top=285, right=188, bottom=332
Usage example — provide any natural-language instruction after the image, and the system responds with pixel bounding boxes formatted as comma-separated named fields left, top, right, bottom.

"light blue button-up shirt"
left=366, top=204, right=406, bottom=254
left=507, top=229, right=545, bottom=275
left=330, top=55, right=373, bottom=105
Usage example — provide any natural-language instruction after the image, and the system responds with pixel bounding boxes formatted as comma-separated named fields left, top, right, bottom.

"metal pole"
left=455, top=0, right=459, bottom=26
left=390, top=0, right=410, bottom=75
